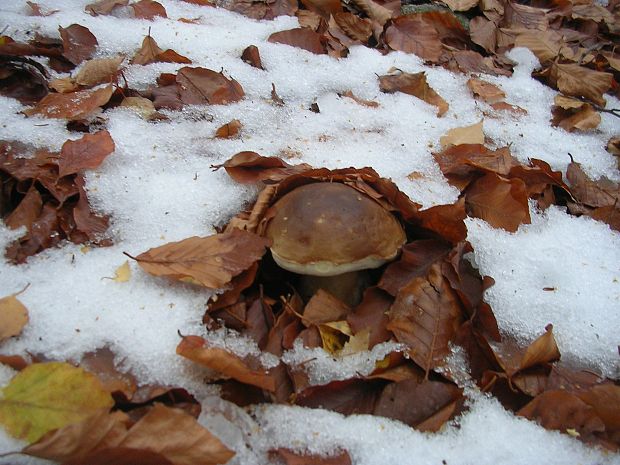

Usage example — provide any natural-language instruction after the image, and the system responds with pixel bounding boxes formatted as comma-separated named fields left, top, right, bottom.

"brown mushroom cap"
left=264, top=182, right=407, bottom=276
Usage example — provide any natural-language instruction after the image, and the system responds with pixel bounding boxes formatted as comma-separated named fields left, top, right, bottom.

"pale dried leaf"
left=75, top=56, right=124, bottom=87
left=0, top=290, right=29, bottom=342
left=440, top=121, right=484, bottom=148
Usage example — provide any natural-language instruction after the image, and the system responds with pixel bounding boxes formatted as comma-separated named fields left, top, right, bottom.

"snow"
left=1, top=0, right=619, bottom=464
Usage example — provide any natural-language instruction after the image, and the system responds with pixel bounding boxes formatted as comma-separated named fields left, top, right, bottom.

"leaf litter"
left=0, top=0, right=619, bottom=464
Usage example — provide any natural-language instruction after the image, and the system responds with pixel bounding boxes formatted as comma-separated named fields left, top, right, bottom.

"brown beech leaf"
left=347, top=287, right=392, bottom=348
left=79, top=348, right=137, bottom=399
left=213, top=151, right=311, bottom=184
left=518, top=324, right=560, bottom=372
left=387, top=264, right=463, bottom=376
left=374, top=378, right=463, bottom=431
left=518, top=390, right=606, bottom=440
left=25, top=404, right=235, bottom=465
left=23, top=84, right=113, bottom=120
left=578, top=384, right=620, bottom=437
left=132, top=35, right=191, bottom=65
left=272, top=448, right=352, bottom=465
left=176, top=67, right=245, bottom=105
left=295, top=379, right=382, bottom=414
left=132, top=0, right=167, bottom=19
left=302, top=289, right=351, bottom=327
left=5, top=186, right=43, bottom=231
left=301, top=0, right=342, bottom=18
left=241, top=45, right=264, bottom=69
left=469, top=16, right=497, bottom=53
left=73, top=175, right=110, bottom=242
left=379, top=240, right=451, bottom=296
left=74, top=56, right=124, bottom=87
left=415, top=198, right=467, bottom=244
left=0, top=288, right=29, bottom=342
left=465, top=172, right=530, bottom=232
left=268, top=28, right=327, bottom=55
left=59, top=24, right=98, bottom=66
left=349, top=0, right=392, bottom=26
left=86, top=0, right=129, bottom=15
left=27, top=2, right=59, bottom=16
left=332, top=12, right=372, bottom=43
left=467, top=77, right=505, bottom=104
left=338, top=90, right=379, bottom=107
left=551, top=95, right=601, bottom=132
left=213, top=119, right=242, bottom=139
left=440, top=121, right=484, bottom=149
left=177, top=335, right=276, bottom=391
left=566, top=160, right=619, bottom=209
left=384, top=16, right=442, bottom=61
left=131, top=229, right=270, bottom=289
left=58, top=130, right=115, bottom=176
left=379, top=71, right=448, bottom=117
left=542, top=63, right=612, bottom=107
left=441, top=0, right=478, bottom=11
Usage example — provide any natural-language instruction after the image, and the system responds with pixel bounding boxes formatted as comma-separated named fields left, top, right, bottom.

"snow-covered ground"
left=1, top=1, right=619, bottom=464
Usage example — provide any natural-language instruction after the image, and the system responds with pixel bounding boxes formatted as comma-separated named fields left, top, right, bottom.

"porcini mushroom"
left=264, top=182, right=406, bottom=306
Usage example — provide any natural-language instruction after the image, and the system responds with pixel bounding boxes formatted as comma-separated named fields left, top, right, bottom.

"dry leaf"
left=85, top=0, right=128, bottom=15
left=467, top=77, right=504, bottom=104
left=75, top=56, right=124, bottom=87
left=58, top=130, right=115, bottom=176
left=349, top=0, right=392, bottom=26
left=0, top=362, right=114, bottom=443
left=177, top=335, right=276, bottom=391
left=440, top=121, right=484, bottom=148
left=551, top=95, right=600, bottom=132
left=441, top=0, right=478, bottom=11
left=131, top=229, right=271, bottom=289
left=59, top=24, right=98, bottom=66
left=268, top=28, right=327, bottom=55
left=111, top=261, right=131, bottom=282
left=23, top=85, right=113, bottom=120
left=543, top=63, right=612, bottom=107
left=272, top=448, right=352, bottom=465
left=120, top=96, right=158, bottom=119
left=387, top=264, right=463, bottom=376
left=49, top=77, right=79, bottom=93
left=379, top=71, right=448, bottom=117
left=465, top=172, right=531, bottom=232
left=213, top=119, right=242, bottom=139
left=132, top=0, right=167, bottom=19
left=339, top=90, right=379, bottom=107
left=0, top=288, right=29, bottom=342
left=176, top=67, right=244, bottom=105
left=384, top=16, right=442, bottom=62
left=241, top=45, right=264, bottom=70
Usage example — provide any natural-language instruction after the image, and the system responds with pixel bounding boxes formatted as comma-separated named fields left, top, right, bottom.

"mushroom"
left=264, top=182, right=406, bottom=306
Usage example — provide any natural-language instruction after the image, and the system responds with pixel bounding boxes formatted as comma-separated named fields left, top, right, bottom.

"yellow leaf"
left=112, top=261, right=131, bottom=282
left=318, top=325, right=347, bottom=355
left=440, top=121, right=484, bottom=148
left=0, top=289, right=29, bottom=342
left=322, top=320, right=353, bottom=337
left=0, top=362, right=114, bottom=443
left=340, top=328, right=370, bottom=356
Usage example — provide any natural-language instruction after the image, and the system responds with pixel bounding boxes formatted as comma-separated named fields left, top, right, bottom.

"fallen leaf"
left=23, top=84, right=113, bottom=120
left=110, top=261, right=131, bottom=282
left=132, top=35, right=191, bottom=65
left=59, top=24, right=98, bottom=66
left=518, top=324, right=561, bottom=373
left=85, top=0, right=128, bottom=15
left=303, top=289, right=351, bottom=327
left=384, top=16, right=442, bottom=62
left=551, top=95, right=600, bottom=132
left=467, top=77, right=505, bottom=104
left=24, top=404, right=235, bottom=465
left=27, top=1, right=59, bottom=16
left=542, top=63, right=612, bottom=107
left=73, top=174, right=110, bottom=242
left=578, top=384, right=620, bottom=437
left=120, top=96, right=159, bottom=119
left=440, top=121, right=484, bottom=148
left=379, top=71, right=448, bottom=117
left=131, top=0, right=167, bottom=19
left=241, top=45, right=264, bottom=69
left=49, top=77, right=78, bottom=93
left=566, top=160, right=619, bottom=209
left=0, top=55, right=50, bottom=105
left=79, top=347, right=136, bottom=397
left=349, top=0, right=392, bottom=26
left=0, top=362, right=114, bottom=443
left=387, top=264, right=463, bottom=377
left=74, top=56, right=124, bottom=87
left=58, top=130, right=115, bottom=176
left=374, top=378, right=463, bottom=430
left=0, top=287, right=29, bottom=342
left=131, top=229, right=271, bottom=289
left=271, top=83, right=285, bottom=106
left=465, top=172, right=530, bottom=232
left=441, top=0, right=478, bottom=11
left=338, top=90, right=379, bottom=107
left=415, top=198, right=468, bottom=244
left=347, top=287, right=393, bottom=348
left=294, top=378, right=381, bottom=414
left=176, top=67, right=245, bottom=105
left=5, top=186, right=43, bottom=231
left=213, top=151, right=311, bottom=184
left=332, top=12, right=372, bottom=43
left=177, top=335, right=276, bottom=391
left=213, top=119, right=242, bottom=139
left=268, top=28, right=327, bottom=54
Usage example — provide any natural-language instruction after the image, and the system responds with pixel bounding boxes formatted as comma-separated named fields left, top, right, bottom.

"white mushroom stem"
left=297, top=270, right=369, bottom=307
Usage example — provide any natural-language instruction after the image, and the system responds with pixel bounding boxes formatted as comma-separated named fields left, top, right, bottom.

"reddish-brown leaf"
left=73, top=175, right=110, bottom=242
left=59, top=24, right=98, bottom=65
left=23, top=85, right=113, bottom=120
left=58, top=130, right=115, bottom=177
left=379, top=71, right=448, bottom=117
left=465, top=172, right=530, bottom=232
left=387, top=264, right=463, bottom=376
left=379, top=240, right=451, bottom=296
left=295, top=379, right=381, bottom=414
left=79, top=348, right=137, bottom=399
left=131, top=229, right=270, bottom=289
left=85, top=0, right=129, bottom=15
left=132, top=35, right=191, bottom=65
left=541, top=63, right=612, bottom=107
left=302, top=289, right=351, bottom=327
left=177, top=335, right=276, bottom=391
left=332, top=12, right=372, bottom=43
left=374, top=378, right=463, bottom=431
left=518, top=390, right=606, bottom=440
left=132, top=0, right=167, bottom=19
left=347, top=287, right=392, bottom=348
left=27, top=1, right=59, bottom=16
left=384, top=16, right=442, bottom=62
left=338, top=90, right=379, bottom=107
left=5, top=203, right=61, bottom=263
left=566, top=161, right=619, bottom=209
left=241, top=45, right=264, bottom=69
left=578, top=384, right=620, bottom=437
left=214, top=151, right=312, bottom=184
left=213, top=119, right=242, bottom=139
left=467, top=77, right=505, bottom=104
left=5, top=186, right=43, bottom=231
left=268, top=28, right=327, bottom=55
left=176, top=67, right=244, bottom=105
left=415, top=198, right=467, bottom=244
left=272, top=448, right=352, bottom=465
